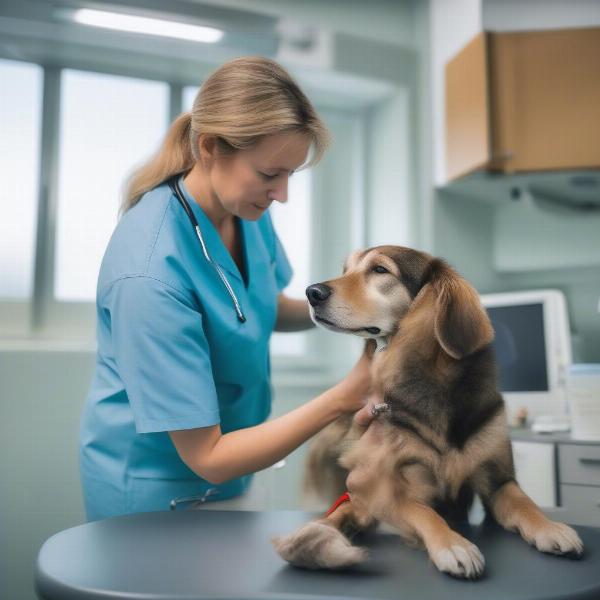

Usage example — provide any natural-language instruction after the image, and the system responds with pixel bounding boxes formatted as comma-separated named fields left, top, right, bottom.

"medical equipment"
left=168, top=176, right=246, bottom=323
left=480, top=289, right=571, bottom=423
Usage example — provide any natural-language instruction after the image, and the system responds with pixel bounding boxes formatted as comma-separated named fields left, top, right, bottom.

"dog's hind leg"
left=271, top=494, right=376, bottom=570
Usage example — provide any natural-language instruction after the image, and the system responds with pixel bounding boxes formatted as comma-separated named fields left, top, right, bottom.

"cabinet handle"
left=579, top=458, right=600, bottom=466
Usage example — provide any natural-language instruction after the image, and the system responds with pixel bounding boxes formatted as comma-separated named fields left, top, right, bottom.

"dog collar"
left=371, top=402, right=390, bottom=418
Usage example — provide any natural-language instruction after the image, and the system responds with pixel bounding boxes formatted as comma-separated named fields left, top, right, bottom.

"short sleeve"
left=106, top=275, right=220, bottom=434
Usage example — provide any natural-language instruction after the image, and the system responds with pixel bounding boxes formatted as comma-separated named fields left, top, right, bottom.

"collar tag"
left=371, top=402, right=390, bottom=418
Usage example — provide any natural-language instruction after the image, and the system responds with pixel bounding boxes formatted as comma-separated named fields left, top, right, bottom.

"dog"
left=272, top=245, right=583, bottom=579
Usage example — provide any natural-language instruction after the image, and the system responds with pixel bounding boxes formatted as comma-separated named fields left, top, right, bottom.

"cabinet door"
left=511, top=441, right=557, bottom=508
left=491, top=27, right=600, bottom=173
left=445, top=32, right=491, bottom=181
left=560, top=484, right=600, bottom=527
left=558, top=444, right=600, bottom=487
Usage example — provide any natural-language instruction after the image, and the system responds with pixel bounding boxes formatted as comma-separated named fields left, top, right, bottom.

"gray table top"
left=35, top=509, right=600, bottom=600
left=509, top=427, right=600, bottom=445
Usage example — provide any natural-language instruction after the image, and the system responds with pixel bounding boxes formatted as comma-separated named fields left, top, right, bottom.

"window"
left=1, top=64, right=349, bottom=370
left=270, top=169, right=312, bottom=356
left=0, top=59, right=43, bottom=300
left=54, top=70, right=169, bottom=301
left=182, top=85, right=199, bottom=112
left=270, top=169, right=312, bottom=300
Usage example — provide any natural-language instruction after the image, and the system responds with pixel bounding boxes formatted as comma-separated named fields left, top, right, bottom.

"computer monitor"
left=480, top=289, right=572, bottom=421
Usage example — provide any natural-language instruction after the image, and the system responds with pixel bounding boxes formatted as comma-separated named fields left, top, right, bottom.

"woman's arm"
left=274, top=293, right=315, bottom=332
left=169, top=352, right=372, bottom=485
left=170, top=385, right=343, bottom=484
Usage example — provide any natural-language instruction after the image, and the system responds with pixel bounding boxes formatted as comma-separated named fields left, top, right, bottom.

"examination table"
left=35, top=509, right=600, bottom=600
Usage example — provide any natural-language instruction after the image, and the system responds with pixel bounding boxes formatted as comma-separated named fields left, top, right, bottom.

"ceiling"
left=0, top=0, right=410, bottom=109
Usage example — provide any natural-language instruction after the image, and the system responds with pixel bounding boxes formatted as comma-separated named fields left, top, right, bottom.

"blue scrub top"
left=79, top=176, right=292, bottom=521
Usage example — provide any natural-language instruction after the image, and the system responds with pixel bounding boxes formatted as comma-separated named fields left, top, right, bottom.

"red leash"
left=324, top=491, right=351, bottom=517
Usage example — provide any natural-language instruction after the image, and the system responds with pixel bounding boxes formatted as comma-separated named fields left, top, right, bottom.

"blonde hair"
left=122, top=56, right=330, bottom=213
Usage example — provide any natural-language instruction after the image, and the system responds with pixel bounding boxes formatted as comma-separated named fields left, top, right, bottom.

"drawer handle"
left=579, top=458, right=600, bottom=466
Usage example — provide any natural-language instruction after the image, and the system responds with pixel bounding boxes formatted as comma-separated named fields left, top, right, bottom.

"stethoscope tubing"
left=168, top=176, right=246, bottom=323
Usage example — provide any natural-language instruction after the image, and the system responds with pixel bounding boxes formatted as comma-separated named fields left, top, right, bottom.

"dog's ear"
left=427, top=260, right=494, bottom=359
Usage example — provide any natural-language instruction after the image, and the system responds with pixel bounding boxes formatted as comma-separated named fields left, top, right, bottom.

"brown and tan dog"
left=272, top=245, right=583, bottom=579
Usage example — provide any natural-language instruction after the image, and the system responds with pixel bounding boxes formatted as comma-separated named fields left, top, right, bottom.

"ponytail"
left=121, top=111, right=195, bottom=215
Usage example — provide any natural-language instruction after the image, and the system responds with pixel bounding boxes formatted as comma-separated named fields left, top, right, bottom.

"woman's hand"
left=334, top=351, right=373, bottom=414
left=352, top=401, right=373, bottom=428
left=352, top=392, right=384, bottom=429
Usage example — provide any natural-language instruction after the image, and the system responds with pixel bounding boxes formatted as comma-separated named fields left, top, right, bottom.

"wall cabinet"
left=445, top=27, right=600, bottom=182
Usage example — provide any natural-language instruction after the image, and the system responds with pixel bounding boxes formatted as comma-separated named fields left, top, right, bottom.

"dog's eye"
left=373, top=265, right=389, bottom=274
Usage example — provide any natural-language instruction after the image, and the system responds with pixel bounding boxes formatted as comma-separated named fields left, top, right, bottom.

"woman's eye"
left=373, top=265, right=389, bottom=274
left=259, top=172, right=277, bottom=180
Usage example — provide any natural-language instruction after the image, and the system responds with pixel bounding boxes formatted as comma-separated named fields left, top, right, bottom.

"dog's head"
left=306, top=245, right=494, bottom=360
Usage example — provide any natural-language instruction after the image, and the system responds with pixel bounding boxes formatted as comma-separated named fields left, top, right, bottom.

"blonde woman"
left=79, top=56, right=372, bottom=521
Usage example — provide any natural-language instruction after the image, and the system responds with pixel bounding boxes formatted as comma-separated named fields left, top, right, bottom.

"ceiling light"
left=72, top=8, right=224, bottom=43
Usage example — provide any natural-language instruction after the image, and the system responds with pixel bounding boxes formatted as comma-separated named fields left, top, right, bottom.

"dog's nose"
left=306, top=283, right=332, bottom=306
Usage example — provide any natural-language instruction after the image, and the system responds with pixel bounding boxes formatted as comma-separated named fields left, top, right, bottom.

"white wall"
left=429, top=0, right=482, bottom=186
left=482, top=0, right=600, bottom=31
left=367, top=89, right=413, bottom=248
left=0, top=348, right=94, bottom=600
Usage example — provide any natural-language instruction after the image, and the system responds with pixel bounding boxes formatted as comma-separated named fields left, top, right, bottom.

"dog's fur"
left=272, top=246, right=583, bottom=578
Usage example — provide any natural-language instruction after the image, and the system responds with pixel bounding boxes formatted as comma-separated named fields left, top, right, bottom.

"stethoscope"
left=168, top=176, right=246, bottom=323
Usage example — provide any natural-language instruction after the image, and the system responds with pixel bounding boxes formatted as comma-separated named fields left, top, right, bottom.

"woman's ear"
left=430, top=262, right=494, bottom=360
left=197, top=134, right=218, bottom=167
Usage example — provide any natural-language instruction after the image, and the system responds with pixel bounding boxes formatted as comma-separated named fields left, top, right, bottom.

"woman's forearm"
left=203, top=384, right=346, bottom=484
left=274, top=294, right=315, bottom=331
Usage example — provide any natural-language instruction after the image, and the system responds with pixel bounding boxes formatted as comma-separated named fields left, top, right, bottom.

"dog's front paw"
left=525, top=521, right=584, bottom=556
left=271, top=521, right=368, bottom=570
left=429, top=534, right=485, bottom=579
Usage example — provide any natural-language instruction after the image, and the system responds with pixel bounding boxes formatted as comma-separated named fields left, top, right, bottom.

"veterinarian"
left=79, top=56, right=373, bottom=522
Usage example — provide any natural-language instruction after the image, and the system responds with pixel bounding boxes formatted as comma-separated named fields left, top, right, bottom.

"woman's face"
left=208, top=131, right=311, bottom=221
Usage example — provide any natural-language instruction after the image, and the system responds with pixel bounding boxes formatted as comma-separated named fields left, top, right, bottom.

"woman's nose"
left=306, top=284, right=332, bottom=306
left=270, top=177, right=288, bottom=203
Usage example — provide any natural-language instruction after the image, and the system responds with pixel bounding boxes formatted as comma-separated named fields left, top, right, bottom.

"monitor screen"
left=485, top=303, right=549, bottom=392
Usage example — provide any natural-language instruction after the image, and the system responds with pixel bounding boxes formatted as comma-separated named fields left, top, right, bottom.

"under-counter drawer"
left=559, top=444, right=600, bottom=486
left=560, top=484, right=600, bottom=527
